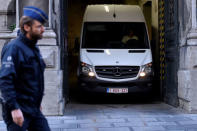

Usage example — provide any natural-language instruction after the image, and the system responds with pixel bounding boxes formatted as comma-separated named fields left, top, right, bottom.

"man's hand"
left=11, top=109, right=24, bottom=127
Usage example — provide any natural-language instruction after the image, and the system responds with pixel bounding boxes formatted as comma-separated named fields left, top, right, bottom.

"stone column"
left=0, top=0, right=16, bottom=120
left=0, top=0, right=16, bottom=63
left=178, top=0, right=197, bottom=113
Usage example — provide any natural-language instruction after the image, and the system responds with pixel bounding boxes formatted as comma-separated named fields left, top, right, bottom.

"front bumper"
left=78, top=74, right=153, bottom=93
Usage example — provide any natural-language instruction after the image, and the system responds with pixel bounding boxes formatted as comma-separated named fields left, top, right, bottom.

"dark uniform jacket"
left=0, top=33, right=46, bottom=115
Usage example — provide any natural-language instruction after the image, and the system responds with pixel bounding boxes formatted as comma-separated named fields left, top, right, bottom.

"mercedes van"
left=77, top=5, right=153, bottom=93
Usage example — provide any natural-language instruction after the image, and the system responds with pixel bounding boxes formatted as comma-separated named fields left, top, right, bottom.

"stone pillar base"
left=178, top=66, right=197, bottom=113
left=178, top=30, right=197, bottom=113
left=38, top=30, right=64, bottom=116
left=42, top=70, right=64, bottom=115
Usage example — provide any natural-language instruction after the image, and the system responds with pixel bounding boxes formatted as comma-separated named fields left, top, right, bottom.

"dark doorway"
left=65, top=0, right=163, bottom=104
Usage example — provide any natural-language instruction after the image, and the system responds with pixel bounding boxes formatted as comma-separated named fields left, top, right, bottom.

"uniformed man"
left=0, top=6, right=51, bottom=131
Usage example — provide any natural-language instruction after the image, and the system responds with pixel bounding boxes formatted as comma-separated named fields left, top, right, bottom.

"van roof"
left=84, top=5, right=145, bottom=22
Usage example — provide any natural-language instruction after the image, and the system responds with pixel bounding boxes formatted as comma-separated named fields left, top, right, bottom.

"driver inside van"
left=122, top=29, right=139, bottom=44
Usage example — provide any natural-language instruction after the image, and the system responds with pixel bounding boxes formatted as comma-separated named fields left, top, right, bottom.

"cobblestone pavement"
left=1, top=101, right=197, bottom=131
left=1, top=93, right=197, bottom=131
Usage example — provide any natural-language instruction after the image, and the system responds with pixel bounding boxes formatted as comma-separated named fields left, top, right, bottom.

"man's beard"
left=29, top=30, right=43, bottom=41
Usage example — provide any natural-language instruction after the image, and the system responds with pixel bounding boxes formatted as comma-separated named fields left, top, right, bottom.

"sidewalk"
left=1, top=102, right=197, bottom=131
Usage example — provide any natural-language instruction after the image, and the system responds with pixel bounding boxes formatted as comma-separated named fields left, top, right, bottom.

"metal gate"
left=159, top=0, right=179, bottom=106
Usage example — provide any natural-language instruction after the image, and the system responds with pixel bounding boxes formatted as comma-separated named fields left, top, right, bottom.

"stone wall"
left=37, top=30, right=64, bottom=115
left=178, top=0, right=197, bottom=113
left=0, top=0, right=15, bottom=31
left=178, top=35, right=197, bottom=113
left=178, top=0, right=192, bottom=46
left=0, top=0, right=16, bottom=121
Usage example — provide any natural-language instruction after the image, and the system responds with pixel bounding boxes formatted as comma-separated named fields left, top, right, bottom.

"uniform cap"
left=23, top=6, right=48, bottom=24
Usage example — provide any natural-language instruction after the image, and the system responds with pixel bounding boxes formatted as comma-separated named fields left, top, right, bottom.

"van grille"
left=95, top=66, right=140, bottom=79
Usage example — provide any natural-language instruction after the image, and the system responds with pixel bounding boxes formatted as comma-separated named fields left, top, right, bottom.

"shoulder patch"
left=7, top=56, right=12, bottom=61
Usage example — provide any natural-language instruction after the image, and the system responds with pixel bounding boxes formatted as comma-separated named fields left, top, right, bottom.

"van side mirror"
left=74, top=37, right=80, bottom=53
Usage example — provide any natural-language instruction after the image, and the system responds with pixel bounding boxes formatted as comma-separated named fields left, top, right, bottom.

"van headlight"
left=81, top=62, right=95, bottom=77
left=139, top=62, right=152, bottom=77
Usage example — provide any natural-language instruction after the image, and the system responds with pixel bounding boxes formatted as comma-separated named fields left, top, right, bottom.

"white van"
left=77, top=5, right=153, bottom=93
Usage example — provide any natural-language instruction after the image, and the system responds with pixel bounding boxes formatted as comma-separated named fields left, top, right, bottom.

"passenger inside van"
left=121, top=29, right=139, bottom=44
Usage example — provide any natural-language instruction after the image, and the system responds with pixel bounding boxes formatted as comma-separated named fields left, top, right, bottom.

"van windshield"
left=82, top=22, right=150, bottom=49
